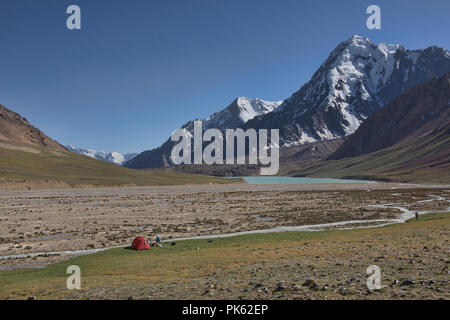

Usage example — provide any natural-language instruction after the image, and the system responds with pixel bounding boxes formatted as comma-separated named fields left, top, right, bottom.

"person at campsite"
left=415, top=212, right=419, bottom=220
left=156, top=235, right=161, bottom=243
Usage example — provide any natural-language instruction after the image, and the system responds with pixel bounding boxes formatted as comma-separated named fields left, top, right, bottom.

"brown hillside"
left=0, top=104, right=65, bottom=150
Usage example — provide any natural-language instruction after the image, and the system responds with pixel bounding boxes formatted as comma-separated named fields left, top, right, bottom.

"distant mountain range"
left=65, top=145, right=137, bottom=165
left=126, top=35, right=450, bottom=170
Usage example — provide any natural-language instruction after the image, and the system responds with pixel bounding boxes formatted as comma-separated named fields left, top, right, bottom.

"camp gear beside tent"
left=131, top=236, right=150, bottom=250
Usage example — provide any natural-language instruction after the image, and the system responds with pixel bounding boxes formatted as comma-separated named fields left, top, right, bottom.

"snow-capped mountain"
left=124, top=97, right=282, bottom=169
left=201, top=97, right=282, bottom=130
left=330, top=72, right=450, bottom=160
left=181, top=97, right=282, bottom=133
left=242, top=35, right=450, bottom=146
left=66, top=145, right=137, bottom=165
left=126, top=35, right=450, bottom=170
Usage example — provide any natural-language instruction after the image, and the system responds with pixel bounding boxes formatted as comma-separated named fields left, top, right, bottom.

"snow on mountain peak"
left=66, top=145, right=137, bottom=165
left=235, top=97, right=283, bottom=123
left=196, top=97, right=282, bottom=131
left=346, top=35, right=373, bottom=48
left=323, top=36, right=404, bottom=134
left=110, top=152, right=125, bottom=164
left=378, top=43, right=401, bottom=55
left=334, top=37, right=401, bottom=90
left=124, top=96, right=283, bottom=169
left=246, top=36, right=450, bottom=148
left=125, top=36, right=450, bottom=170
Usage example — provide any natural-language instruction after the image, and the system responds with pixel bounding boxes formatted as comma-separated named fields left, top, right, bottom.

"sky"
left=0, top=0, right=449, bottom=154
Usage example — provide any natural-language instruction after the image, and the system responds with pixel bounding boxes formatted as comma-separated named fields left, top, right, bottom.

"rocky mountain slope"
left=124, top=97, right=282, bottom=169
left=0, top=104, right=64, bottom=150
left=243, top=35, right=450, bottom=146
left=66, top=145, right=137, bottom=165
left=330, top=72, right=450, bottom=160
left=127, top=35, right=450, bottom=171
left=289, top=73, right=450, bottom=183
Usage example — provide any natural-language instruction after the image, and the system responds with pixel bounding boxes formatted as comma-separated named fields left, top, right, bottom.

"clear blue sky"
left=1, top=0, right=449, bottom=153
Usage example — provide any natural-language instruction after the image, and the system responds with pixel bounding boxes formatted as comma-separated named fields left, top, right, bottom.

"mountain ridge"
left=124, top=97, right=282, bottom=169
left=0, top=104, right=65, bottom=150
left=0, top=105, right=234, bottom=189
left=330, top=72, right=450, bottom=160
left=289, top=73, right=450, bottom=183
left=242, top=35, right=450, bottom=146
left=126, top=35, right=450, bottom=171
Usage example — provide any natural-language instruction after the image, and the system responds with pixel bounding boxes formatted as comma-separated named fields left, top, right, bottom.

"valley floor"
left=0, top=182, right=449, bottom=299
left=0, top=211, right=448, bottom=300
left=0, top=182, right=447, bottom=264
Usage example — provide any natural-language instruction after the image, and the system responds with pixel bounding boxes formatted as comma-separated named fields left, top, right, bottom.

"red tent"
left=131, top=236, right=150, bottom=250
